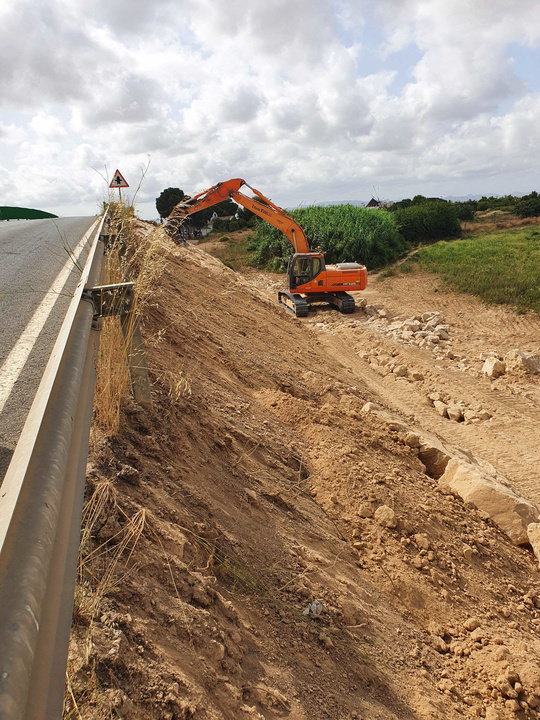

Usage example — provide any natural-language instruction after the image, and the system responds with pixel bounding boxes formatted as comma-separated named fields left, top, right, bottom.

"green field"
left=401, top=225, right=540, bottom=313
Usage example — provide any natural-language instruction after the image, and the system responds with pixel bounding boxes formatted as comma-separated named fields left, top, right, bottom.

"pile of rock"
left=364, top=308, right=451, bottom=349
left=482, top=349, right=540, bottom=378
left=362, top=351, right=424, bottom=382
left=428, top=391, right=492, bottom=424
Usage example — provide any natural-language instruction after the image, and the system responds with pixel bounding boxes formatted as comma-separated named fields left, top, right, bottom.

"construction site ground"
left=68, top=226, right=540, bottom=720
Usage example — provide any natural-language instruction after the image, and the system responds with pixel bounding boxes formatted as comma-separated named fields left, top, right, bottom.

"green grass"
left=400, top=226, right=540, bottom=312
left=207, top=232, right=257, bottom=271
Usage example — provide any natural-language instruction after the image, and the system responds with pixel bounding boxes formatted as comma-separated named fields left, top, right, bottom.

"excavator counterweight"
left=166, top=179, right=367, bottom=317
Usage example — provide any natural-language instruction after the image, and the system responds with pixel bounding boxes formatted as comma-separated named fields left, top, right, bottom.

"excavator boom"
left=166, top=178, right=367, bottom=317
left=168, top=178, right=311, bottom=254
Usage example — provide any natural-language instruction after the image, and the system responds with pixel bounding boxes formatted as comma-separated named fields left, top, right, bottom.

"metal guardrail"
left=0, top=214, right=108, bottom=720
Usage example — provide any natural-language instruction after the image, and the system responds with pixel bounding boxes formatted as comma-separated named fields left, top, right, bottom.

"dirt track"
left=67, top=231, right=540, bottom=720
left=308, top=271, right=540, bottom=506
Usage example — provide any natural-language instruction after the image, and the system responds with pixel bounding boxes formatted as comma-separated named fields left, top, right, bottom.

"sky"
left=1, top=0, right=540, bottom=220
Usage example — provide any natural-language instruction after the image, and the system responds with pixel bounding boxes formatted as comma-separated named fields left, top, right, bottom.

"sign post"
left=109, top=169, right=129, bottom=201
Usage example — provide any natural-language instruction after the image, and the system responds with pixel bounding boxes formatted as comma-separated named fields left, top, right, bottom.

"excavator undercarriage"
left=278, top=290, right=355, bottom=317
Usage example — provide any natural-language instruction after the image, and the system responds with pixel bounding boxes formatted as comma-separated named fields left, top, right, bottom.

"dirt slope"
left=67, top=231, right=540, bottom=720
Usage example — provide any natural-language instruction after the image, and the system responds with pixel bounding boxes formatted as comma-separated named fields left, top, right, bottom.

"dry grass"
left=461, top=214, right=540, bottom=236
left=92, top=201, right=167, bottom=436
left=65, top=201, right=168, bottom=715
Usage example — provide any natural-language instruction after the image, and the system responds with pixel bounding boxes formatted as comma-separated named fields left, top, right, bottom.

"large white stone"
left=504, top=349, right=540, bottom=375
left=438, top=459, right=539, bottom=545
left=482, top=357, right=506, bottom=378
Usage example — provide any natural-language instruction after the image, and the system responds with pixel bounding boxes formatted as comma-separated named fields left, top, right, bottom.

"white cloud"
left=1, top=0, right=540, bottom=217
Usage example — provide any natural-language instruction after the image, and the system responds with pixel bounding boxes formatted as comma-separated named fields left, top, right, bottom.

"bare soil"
left=67, top=228, right=540, bottom=720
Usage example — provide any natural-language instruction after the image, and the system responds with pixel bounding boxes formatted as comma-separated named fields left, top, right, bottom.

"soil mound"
left=67, top=233, right=540, bottom=720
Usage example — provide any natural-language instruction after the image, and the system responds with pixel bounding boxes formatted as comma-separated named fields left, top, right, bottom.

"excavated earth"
left=67, top=227, right=540, bottom=720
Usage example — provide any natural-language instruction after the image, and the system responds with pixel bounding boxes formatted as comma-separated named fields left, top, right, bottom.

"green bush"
left=212, top=217, right=228, bottom=232
left=394, top=201, right=461, bottom=244
left=452, top=201, right=477, bottom=221
left=515, top=192, right=540, bottom=218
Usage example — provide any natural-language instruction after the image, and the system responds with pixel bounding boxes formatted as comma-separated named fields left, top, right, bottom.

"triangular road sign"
left=110, top=169, right=129, bottom=188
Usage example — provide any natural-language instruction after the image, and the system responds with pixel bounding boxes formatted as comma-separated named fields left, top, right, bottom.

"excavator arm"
left=167, top=178, right=311, bottom=254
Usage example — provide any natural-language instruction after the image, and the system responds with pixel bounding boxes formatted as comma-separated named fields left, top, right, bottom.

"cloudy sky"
left=1, top=0, right=540, bottom=219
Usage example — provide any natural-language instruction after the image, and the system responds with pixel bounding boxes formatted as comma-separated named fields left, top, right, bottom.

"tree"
left=515, top=191, right=540, bottom=218
left=156, top=187, right=185, bottom=220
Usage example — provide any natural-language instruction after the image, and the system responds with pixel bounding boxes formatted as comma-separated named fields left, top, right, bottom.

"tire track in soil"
left=302, top=272, right=540, bottom=508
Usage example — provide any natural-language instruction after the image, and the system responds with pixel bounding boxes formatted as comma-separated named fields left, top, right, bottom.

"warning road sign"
left=110, top=169, right=129, bottom=189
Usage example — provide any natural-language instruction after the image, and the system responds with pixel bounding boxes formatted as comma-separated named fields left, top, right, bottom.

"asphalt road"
left=0, top=216, right=98, bottom=479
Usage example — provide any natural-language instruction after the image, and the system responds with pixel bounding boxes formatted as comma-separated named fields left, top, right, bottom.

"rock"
left=374, top=504, right=398, bottom=529
left=361, top=401, right=381, bottom=414
left=476, top=408, right=492, bottom=421
left=517, top=662, right=540, bottom=696
left=117, top=464, right=140, bottom=485
left=432, top=636, right=449, bottom=653
left=438, top=459, right=540, bottom=545
left=434, top=325, right=450, bottom=340
left=417, top=440, right=450, bottom=479
left=505, top=349, right=540, bottom=375
left=403, top=432, right=421, bottom=448
left=470, top=627, right=484, bottom=642
left=402, top=319, right=421, bottom=332
left=463, top=617, right=481, bottom=632
left=446, top=405, right=463, bottom=422
left=493, top=646, right=510, bottom=661
left=318, top=632, right=334, bottom=649
left=244, top=488, right=259, bottom=505
left=433, top=400, right=448, bottom=417
left=462, top=544, right=474, bottom=561
left=365, top=304, right=379, bottom=316
left=357, top=502, right=374, bottom=518
left=409, top=371, right=424, bottom=381
left=414, top=533, right=430, bottom=551
left=393, top=364, right=408, bottom=377
left=482, top=357, right=506, bottom=378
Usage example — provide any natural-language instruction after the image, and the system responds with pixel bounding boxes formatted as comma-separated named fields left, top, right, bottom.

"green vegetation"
left=400, top=226, right=540, bottom=313
left=250, top=204, right=406, bottom=271
left=514, top=191, right=540, bottom=218
left=155, top=186, right=239, bottom=226
left=393, top=200, right=461, bottom=244
left=208, top=232, right=256, bottom=271
left=0, top=206, right=58, bottom=220
left=156, top=187, right=185, bottom=220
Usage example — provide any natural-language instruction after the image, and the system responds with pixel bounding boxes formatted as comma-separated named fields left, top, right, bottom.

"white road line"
left=0, top=222, right=98, bottom=414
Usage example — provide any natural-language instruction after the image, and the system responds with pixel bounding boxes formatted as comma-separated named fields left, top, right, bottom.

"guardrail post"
left=120, top=313, right=153, bottom=410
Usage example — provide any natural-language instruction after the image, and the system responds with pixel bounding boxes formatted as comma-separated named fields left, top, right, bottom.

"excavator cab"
left=287, top=254, right=325, bottom=290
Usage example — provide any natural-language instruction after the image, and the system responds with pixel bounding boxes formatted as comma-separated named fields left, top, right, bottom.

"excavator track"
left=278, top=291, right=309, bottom=317
left=332, top=292, right=356, bottom=313
left=278, top=291, right=356, bottom=317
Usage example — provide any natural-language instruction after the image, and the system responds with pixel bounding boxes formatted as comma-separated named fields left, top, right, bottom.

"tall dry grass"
left=92, top=201, right=167, bottom=436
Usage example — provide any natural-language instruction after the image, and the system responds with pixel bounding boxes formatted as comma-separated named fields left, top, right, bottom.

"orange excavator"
left=166, top=178, right=367, bottom=317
